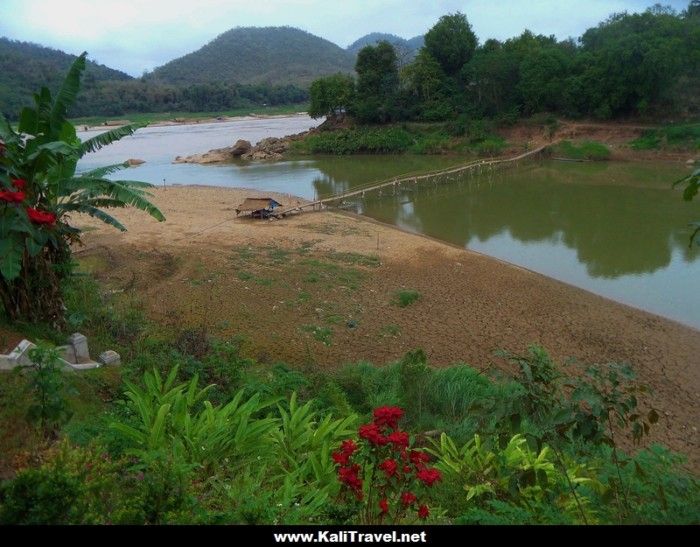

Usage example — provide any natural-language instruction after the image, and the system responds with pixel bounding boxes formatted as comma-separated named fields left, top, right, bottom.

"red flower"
left=387, top=431, right=409, bottom=449
left=373, top=406, right=404, bottom=430
left=0, top=190, right=25, bottom=203
left=332, top=450, right=351, bottom=466
left=11, top=178, right=26, bottom=190
left=358, top=423, right=388, bottom=445
left=26, top=207, right=56, bottom=225
left=338, top=464, right=363, bottom=493
left=409, top=450, right=431, bottom=466
left=378, top=458, right=398, bottom=478
left=401, top=491, right=417, bottom=506
left=416, top=467, right=442, bottom=486
left=418, top=505, right=430, bottom=519
left=379, top=498, right=389, bottom=515
left=340, top=439, right=357, bottom=455
left=403, top=464, right=412, bottom=473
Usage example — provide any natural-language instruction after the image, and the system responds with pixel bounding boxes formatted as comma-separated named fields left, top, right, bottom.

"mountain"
left=150, top=26, right=355, bottom=86
left=0, top=37, right=132, bottom=117
left=346, top=33, right=424, bottom=64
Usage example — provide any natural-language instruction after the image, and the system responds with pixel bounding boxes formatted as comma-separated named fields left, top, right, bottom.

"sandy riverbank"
left=77, top=112, right=310, bottom=133
left=72, top=185, right=699, bottom=469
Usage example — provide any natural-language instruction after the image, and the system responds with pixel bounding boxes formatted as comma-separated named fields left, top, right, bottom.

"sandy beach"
left=71, top=185, right=699, bottom=468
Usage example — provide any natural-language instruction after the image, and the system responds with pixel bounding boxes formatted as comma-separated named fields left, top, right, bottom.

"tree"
left=352, top=41, right=400, bottom=124
left=423, top=12, right=477, bottom=77
left=308, top=74, right=355, bottom=121
left=674, top=167, right=700, bottom=246
left=0, top=53, right=164, bottom=324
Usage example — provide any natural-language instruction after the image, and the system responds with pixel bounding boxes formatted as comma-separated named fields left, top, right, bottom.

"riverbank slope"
left=73, top=186, right=700, bottom=469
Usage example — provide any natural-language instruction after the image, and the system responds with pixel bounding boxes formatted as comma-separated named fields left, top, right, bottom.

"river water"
left=77, top=118, right=699, bottom=328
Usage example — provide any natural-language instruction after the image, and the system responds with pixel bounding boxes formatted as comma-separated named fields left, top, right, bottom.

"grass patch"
left=327, top=252, right=381, bottom=268
left=237, top=271, right=254, bottom=281
left=392, top=289, right=421, bottom=308
left=555, top=140, right=611, bottom=161
left=630, top=123, right=700, bottom=151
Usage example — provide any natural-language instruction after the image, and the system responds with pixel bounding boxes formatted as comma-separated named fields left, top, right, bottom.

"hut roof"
left=235, top=197, right=282, bottom=212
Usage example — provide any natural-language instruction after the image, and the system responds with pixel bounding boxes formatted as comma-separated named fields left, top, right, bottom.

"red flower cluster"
left=333, top=406, right=440, bottom=523
left=416, top=467, right=442, bottom=486
left=26, top=207, right=57, bottom=226
left=401, top=491, right=417, bottom=506
left=332, top=439, right=358, bottom=466
left=373, top=406, right=404, bottom=429
left=338, top=464, right=362, bottom=498
left=11, top=178, right=26, bottom=190
left=378, top=458, right=398, bottom=478
left=0, top=190, right=25, bottom=203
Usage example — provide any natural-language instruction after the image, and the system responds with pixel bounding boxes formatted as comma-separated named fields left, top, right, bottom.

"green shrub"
left=631, top=123, right=700, bottom=151
left=555, top=140, right=611, bottom=160
left=392, top=289, right=421, bottom=307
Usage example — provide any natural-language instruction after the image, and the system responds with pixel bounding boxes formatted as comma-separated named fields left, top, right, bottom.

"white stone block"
left=98, top=350, right=121, bottom=366
left=69, top=333, right=90, bottom=363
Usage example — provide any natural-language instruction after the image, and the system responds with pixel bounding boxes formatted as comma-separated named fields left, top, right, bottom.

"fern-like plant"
left=0, top=52, right=164, bottom=324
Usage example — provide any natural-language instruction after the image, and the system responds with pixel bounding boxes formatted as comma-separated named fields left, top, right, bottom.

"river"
left=77, top=117, right=699, bottom=329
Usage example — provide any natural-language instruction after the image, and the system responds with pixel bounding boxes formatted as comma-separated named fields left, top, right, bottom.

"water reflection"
left=310, top=159, right=698, bottom=327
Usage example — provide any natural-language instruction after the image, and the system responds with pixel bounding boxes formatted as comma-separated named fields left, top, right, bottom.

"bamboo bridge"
left=276, top=142, right=554, bottom=217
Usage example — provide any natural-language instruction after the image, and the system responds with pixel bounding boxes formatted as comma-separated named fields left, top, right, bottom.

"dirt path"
left=75, top=186, right=700, bottom=469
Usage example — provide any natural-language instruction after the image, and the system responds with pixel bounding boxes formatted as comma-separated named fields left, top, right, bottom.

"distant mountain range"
left=346, top=32, right=424, bottom=63
left=0, top=27, right=426, bottom=116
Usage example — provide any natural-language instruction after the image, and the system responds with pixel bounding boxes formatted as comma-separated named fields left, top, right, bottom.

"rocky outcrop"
left=241, top=137, right=289, bottom=160
left=126, top=158, right=145, bottom=166
left=231, top=139, right=253, bottom=156
left=174, top=131, right=312, bottom=164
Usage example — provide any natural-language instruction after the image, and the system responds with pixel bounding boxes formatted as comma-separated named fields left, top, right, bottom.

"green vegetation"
left=309, top=6, right=700, bottom=129
left=0, top=37, right=130, bottom=118
left=0, top=54, right=163, bottom=323
left=293, top=125, right=504, bottom=156
left=393, top=289, right=421, bottom=308
left=0, top=38, right=309, bottom=121
left=631, top=123, right=700, bottom=150
left=555, top=141, right=611, bottom=161
left=1, top=278, right=698, bottom=524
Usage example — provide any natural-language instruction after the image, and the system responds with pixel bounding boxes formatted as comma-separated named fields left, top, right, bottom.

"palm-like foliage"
left=0, top=52, right=164, bottom=322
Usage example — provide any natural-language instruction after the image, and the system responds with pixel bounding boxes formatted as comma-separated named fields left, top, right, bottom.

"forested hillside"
left=0, top=38, right=131, bottom=116
left=346, top=33, right=423, bottom=64
left=150, top=26, right=355, bottom=86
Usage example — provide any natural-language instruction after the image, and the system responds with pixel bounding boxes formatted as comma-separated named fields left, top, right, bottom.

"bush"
left=555, top=140, right=611, bottom=160
left=392, top=289, right=421, bottom=307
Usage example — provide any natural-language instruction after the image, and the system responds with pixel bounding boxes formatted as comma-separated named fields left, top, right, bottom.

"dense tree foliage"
left=423, top=13, right=478, bottom=77
left=308, top=74, right=355, bottom=120
left=319, top=5, right=700, bottom=125
left=352, top=42, right=400, bottom=123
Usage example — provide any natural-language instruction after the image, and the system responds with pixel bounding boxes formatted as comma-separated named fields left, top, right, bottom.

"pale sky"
left=0, top=0, right=690, bottom=76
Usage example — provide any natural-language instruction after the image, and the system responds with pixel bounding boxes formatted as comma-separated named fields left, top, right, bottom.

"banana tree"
left=0, top=52, right=164, bottom=325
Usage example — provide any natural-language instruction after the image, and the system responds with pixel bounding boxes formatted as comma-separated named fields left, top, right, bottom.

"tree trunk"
left=0, top=245, right=68, bottom=329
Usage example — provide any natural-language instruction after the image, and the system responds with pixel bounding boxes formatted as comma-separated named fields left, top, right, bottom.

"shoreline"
left=76, top=112, right=310, bottom=133
left=185, top=183, right=699, bottom=331
left=70, top=184, right=699, bottom=469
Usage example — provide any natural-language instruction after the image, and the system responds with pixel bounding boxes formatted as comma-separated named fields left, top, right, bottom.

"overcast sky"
left=0, top=0, right=691, bottom=76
